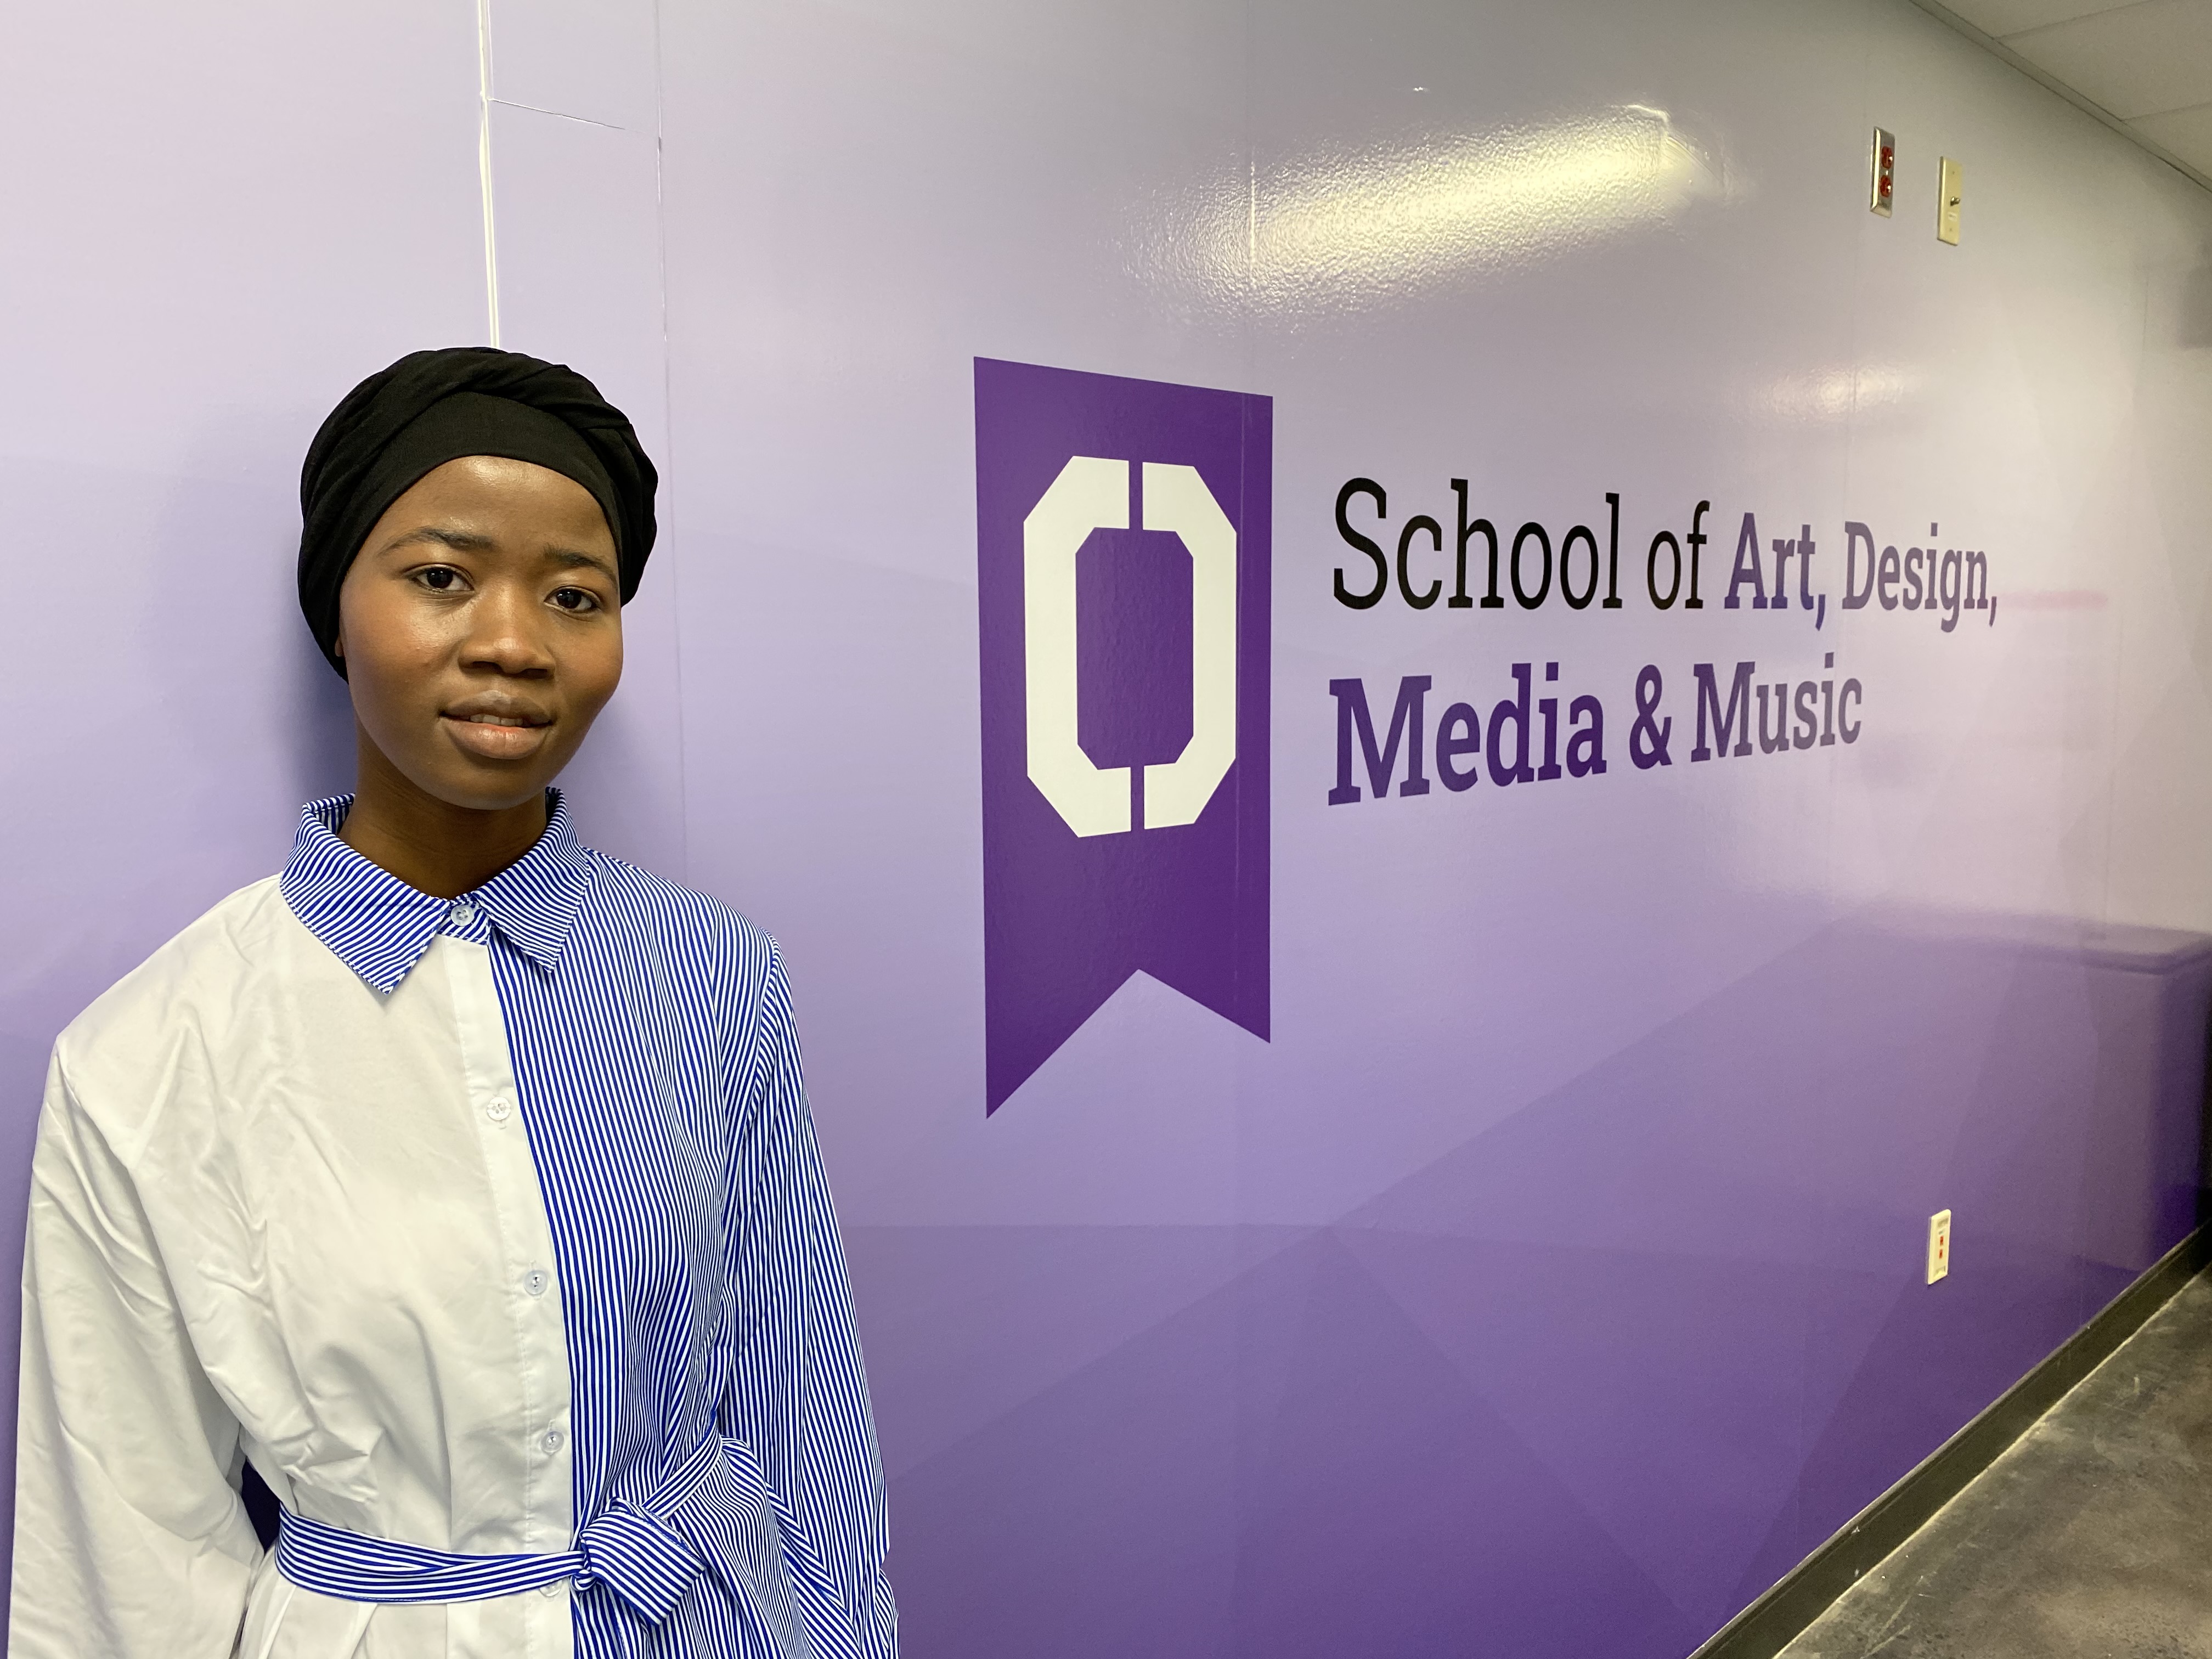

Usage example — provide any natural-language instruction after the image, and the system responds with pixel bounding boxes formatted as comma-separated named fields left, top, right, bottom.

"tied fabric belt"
left=275, top=1433, right=749, bottom=1627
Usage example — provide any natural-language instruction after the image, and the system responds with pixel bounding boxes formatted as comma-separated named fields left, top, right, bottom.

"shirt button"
left=539, top=1580, right=564, bottom=1598
left=449, top=901, right=476, bottom=929
left=523, top=1268, right=550, bottom=1297
left=486, top=1098, right=513, bottom=1124
left=541, top=1427, right=564, bottom=1454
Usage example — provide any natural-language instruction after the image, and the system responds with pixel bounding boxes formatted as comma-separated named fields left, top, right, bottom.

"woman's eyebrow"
left=546, top=546, right=620, bottom=582
left=379, top=525, right=494, bottom=556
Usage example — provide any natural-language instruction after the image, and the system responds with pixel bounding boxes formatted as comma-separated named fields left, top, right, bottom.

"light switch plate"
left=1937, top=156, right=1962, bottom=245
left=1871, top=128, right=1895, bottom=216
left=1927, top=1209, right=1953, bottom=1283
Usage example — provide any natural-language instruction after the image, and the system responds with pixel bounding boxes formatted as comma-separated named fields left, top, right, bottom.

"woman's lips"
left=441, top=712, right=554, bottom=761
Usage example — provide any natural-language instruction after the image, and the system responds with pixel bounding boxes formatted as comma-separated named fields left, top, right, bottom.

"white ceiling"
left=1930, top=0, right=2212, bottom=185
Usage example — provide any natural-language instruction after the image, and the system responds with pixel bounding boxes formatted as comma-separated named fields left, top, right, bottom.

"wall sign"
left=974, top=358, right=1272, bottom=1112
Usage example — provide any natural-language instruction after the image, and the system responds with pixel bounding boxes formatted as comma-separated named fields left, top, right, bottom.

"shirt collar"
left=280, top=791, right=595, bottom=993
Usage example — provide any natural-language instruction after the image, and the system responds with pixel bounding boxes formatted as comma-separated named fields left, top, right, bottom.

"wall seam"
left=649, top=0, right=689, bottom=881
left=488, top=98, right=627, bottom=133
left=476, top=0, right=502, bottom=346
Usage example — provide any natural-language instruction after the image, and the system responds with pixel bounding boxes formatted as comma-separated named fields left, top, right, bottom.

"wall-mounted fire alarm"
left=1938, top=156, right=1962, bottom=244
left=1871, top=128, right=1895, bottom=216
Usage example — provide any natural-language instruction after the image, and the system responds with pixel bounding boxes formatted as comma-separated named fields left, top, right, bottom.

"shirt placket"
left=436, top=912, right=577, bottom=1659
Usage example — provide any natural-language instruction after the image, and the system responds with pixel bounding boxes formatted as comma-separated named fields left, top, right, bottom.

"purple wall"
left=5, top=1, right=2212, bottom=1654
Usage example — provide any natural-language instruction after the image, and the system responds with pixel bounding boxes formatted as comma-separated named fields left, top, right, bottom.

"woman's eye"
left=550, top=586, right=600, bottom=613
left=416, top=567, right=462, bottom=592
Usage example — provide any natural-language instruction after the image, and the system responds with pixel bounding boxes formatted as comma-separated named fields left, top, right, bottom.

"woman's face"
left=336, top=455, right=624, bottom=812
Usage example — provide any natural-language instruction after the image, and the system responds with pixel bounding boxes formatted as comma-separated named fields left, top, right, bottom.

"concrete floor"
left=1780, top=1267, right=2212, bottom=1658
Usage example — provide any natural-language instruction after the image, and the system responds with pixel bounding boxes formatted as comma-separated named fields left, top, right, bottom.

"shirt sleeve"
left=11, top=1050, right=262, bottom=1658
left=720, top=945, right=896, bottom=1659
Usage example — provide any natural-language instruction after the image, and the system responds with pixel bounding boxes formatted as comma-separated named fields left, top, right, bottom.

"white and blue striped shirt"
left=12, top=794, right=894, bottom=1659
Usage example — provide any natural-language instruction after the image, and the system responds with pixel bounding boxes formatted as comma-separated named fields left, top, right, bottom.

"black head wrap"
left=298, top=347, right=658, bottom=674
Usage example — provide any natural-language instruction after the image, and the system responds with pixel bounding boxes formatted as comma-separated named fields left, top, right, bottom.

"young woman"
left=12, top=348, right=895, bottom=1659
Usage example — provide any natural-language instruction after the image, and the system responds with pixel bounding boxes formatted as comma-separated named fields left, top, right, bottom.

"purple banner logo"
left=975, top=358, right=1271, bottom=1113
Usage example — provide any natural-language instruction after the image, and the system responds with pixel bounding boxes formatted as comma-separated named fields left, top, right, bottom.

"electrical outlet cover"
left=1938, top=156, right=1962, bottom=244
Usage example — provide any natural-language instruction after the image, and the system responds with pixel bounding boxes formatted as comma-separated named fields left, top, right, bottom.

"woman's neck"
left=339, top=725, right=550, bottom=900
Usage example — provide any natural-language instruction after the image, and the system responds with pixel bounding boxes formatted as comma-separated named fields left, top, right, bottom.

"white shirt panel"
left=14, top=879, right=574, bottom=1659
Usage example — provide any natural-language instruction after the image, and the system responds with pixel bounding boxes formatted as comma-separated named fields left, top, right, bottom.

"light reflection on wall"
left=1754, top=363, right=1921, bottom=424
left=1133, top=105, right=1725, bottom=319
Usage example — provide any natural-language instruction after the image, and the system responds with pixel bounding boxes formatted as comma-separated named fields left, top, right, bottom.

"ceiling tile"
left=2008, top=0, right=2212, bottom=117
left=2130, top=100, right=2212, bottom=172
left=1942, top=0, right=2143, bottom=37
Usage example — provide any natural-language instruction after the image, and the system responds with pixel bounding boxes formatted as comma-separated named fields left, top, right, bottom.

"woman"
left=12, top=348, right=895, bottom=1659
